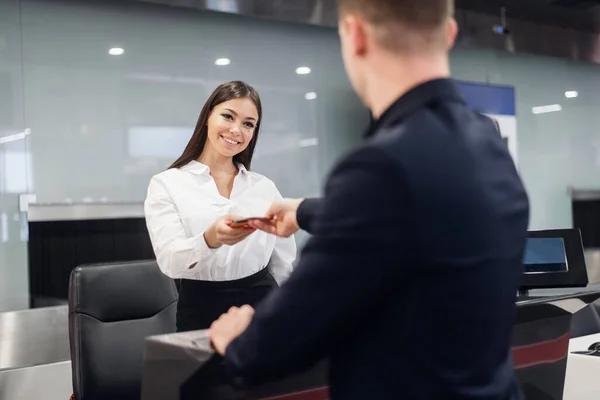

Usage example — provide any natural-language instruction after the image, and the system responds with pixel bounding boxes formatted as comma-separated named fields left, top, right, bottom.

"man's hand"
left=208, top=305, right=255, bottom=355
left=249, top=198, right=304, bottom=238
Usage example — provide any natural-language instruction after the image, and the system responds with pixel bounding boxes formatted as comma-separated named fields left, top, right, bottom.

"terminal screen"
left=523, top=237, right=568, bottom=274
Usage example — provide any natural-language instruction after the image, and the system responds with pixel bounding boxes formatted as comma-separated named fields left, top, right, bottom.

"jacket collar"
left=365, top=78, right=465, bottom=137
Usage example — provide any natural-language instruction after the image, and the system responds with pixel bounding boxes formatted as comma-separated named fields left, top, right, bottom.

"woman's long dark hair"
left=169, top=81, right=262, bottom=170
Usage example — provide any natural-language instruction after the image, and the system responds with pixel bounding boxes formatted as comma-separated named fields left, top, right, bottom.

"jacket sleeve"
left=144, top=176, right=219, bottom=279
left=223, top=146, right=413, bottom=385
left=296, top=198, right=323, bottom=234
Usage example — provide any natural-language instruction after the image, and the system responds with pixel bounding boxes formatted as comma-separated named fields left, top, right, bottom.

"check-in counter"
left=562, top=291, right=600, bottom=399
left=141, top=331, right=328, bottom=400
left=514, top=295, right=579, bottom=399
left=0, top=306, right=72, bottom=400
left=141, top=290, right=600, bottom=400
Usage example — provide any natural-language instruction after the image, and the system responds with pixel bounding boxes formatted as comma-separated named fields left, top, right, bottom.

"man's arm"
left=221, top=146, right=416, bottom=385
left=296, top=198, right=323, bottom=234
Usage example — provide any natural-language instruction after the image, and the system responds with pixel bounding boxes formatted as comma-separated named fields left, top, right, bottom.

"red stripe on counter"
left=261, top=386, right=330, bottom=400
left=512, top=333, right=570, bottom=369
left=257, top=334, right=569, bottom=399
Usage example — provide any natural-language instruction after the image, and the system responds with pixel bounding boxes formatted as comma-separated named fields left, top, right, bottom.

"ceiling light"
left=215, top=58, right=231, bottom=66
left=532, top=104, right=562, bottom=114
left=295, top=66, right=311, bottom=75
left=565, top=91, right=578, bottom=99
left=304, top=92, right=317, bottom=100
left=108, top=47, right=124, bottom=56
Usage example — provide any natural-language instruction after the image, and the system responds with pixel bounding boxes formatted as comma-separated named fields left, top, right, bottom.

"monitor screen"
left=523, top=237, right=568, bottom=274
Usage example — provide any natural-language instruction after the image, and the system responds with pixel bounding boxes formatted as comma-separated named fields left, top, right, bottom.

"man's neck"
left=366, top=53, right=450, bottom=119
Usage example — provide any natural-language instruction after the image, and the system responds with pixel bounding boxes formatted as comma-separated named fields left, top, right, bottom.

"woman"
left=144, top=81, right=296, bottom=332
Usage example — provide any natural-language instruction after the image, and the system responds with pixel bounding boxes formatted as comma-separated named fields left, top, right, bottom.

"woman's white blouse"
left=144, top=161, right=296, bottom=283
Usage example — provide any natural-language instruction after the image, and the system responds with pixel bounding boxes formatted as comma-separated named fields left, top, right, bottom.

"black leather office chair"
left=68, top=260, right=177, bottom=400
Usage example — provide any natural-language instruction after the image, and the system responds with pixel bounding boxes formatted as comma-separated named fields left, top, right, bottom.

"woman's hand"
left=204, top=214, right=256, bottom=249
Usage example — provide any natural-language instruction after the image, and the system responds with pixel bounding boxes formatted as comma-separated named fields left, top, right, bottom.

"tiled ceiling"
left=456, top=0, right=600, bottom=32
left=125, top=0, right=600, bottom=33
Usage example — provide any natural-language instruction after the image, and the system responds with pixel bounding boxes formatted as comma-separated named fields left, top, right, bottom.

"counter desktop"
left=141, top=228, right=600, bottom=400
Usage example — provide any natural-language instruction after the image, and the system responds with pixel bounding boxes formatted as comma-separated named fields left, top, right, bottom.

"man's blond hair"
left=338, top=0, right=454, bottom=52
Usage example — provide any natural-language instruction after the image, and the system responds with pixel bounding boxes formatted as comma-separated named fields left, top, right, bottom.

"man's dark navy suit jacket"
left=223, top=79, right=529, bottom=400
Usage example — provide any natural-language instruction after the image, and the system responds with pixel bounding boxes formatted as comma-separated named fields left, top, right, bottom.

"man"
left=208, top=0, right=529, bottom=399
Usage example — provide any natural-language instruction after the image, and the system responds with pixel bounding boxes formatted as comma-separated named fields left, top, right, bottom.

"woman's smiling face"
left=205, top=98, right=259, bottom=158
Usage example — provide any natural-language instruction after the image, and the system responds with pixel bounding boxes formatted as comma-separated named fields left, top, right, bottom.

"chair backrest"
left=68, top=260, right=177, bottom=400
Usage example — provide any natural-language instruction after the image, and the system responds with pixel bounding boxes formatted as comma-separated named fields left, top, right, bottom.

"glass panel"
left=20, top=1, right=367, bottom=205
left=0, top=0, right=30, bottom=311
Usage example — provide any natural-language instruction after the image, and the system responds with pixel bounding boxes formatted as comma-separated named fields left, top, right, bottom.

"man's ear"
left=446, top=17, right=458, bottom=49
left=340, top=14, right=368, bottom=57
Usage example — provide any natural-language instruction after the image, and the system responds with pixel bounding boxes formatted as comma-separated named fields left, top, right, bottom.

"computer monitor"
left=520, top=229, right=588, bottom=291
left=523, top=237, right=568, bottom=274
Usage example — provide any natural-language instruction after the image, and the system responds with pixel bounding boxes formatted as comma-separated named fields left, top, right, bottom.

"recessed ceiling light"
left=108, top=47, right=124, bottom=56
left=305, top=92, right=317, bottom=100
left=215, top=58, right=231, bottom=66
left=296, top=66, right=311, bottom=75
left=565, top=91, right=578, bottom=99
left=532, top=104, right=562, bottom=114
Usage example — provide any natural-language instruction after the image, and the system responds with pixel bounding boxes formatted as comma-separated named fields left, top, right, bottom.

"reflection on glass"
left=128, top=127, right=193, bottom=158
left=1, top=151, right=33, bottom=194
left=1, top=213, right=7, bottom=243
left=299, top=138, right=318, bottom=147
left=207, top=0, right=239, bottom=13
left=20, top=216, right=28, bottom=242
left=0, top=131, right=29, bottom=144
